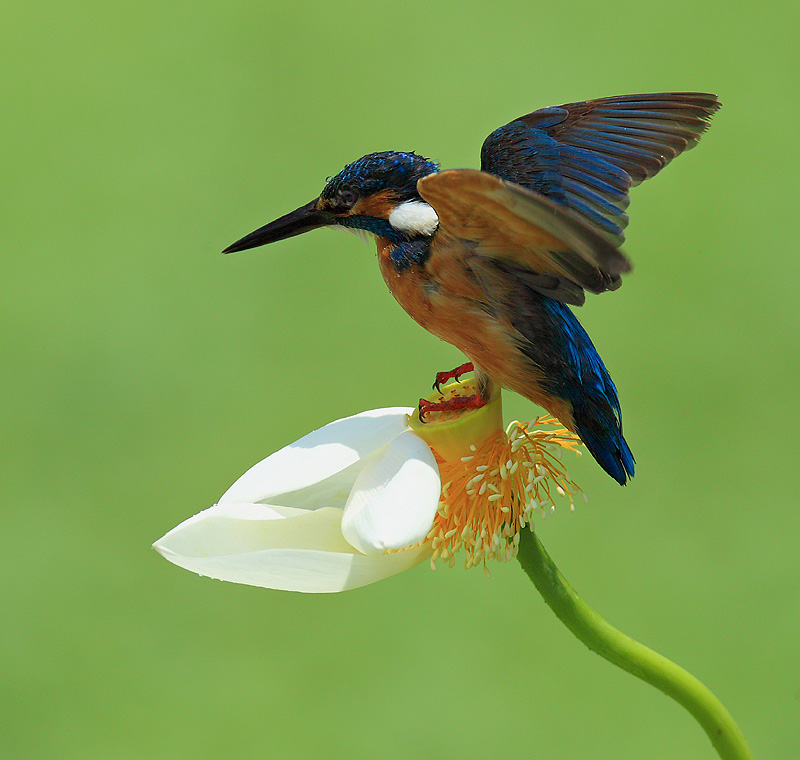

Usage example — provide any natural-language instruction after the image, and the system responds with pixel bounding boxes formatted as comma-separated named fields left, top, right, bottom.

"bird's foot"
left=433, top=362, right=474, bottom=394
left=418, top=391, right=486, bottom=423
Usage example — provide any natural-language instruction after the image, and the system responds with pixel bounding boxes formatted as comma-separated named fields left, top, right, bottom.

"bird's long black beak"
left=222, top=199, right=334, bottom=253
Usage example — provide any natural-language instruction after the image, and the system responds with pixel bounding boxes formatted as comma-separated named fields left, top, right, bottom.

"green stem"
left=517, top=530, right=754, bottom=760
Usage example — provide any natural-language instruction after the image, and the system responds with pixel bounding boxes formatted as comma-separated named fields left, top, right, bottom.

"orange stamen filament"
left=426, top=416, right=582, bottom=572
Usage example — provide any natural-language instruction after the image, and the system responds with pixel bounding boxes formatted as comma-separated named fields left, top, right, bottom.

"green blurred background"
left=4, top=1, right=798, bottom=758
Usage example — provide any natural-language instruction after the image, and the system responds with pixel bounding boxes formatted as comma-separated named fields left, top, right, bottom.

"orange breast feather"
left=375, top=238, right=576, bottom=428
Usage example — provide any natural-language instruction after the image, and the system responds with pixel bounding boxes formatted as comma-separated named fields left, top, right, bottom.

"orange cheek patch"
left=352, top=190, right=397, bottom=219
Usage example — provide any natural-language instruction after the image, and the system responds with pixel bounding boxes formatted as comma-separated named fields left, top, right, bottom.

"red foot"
left=418, top=392, right=486, bottom=422
left=433, top=362, right=474, bottom=394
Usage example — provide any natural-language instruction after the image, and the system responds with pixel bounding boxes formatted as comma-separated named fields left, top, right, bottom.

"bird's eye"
left=336, top=187, right=359, bottom=208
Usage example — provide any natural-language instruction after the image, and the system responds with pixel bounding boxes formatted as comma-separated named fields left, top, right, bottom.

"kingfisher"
left=223, top=93, right=720, bottom=485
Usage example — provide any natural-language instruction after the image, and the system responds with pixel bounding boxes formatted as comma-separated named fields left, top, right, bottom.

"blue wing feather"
left=481, top=92, right=720, bottom=243
left=480, top=122, right=566, bottom=201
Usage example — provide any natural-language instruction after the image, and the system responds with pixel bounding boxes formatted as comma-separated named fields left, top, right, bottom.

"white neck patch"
left=388, top=201, right=439, bottom=236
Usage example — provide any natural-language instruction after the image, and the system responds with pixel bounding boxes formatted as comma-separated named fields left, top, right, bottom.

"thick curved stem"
left=517, top=530, right=754, bottom=760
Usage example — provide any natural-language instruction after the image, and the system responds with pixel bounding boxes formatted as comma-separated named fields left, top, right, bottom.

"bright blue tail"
left=539, top=298, right=635, bottom=485
left=570, top=392, right=635, bottom=485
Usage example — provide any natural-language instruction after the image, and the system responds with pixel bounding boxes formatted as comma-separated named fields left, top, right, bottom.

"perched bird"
left=223, top=93, right=720, bottom=485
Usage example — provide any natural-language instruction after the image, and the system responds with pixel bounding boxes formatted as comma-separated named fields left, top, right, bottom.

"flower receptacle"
left=408, top=379, right=503, bottom=461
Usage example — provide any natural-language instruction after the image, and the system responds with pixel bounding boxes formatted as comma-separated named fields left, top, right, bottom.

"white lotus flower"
left=153, top=408, right=441, bottom=593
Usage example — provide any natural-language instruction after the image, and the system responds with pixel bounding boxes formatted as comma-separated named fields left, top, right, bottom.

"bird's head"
left=223, top=151, right=440, bottom=254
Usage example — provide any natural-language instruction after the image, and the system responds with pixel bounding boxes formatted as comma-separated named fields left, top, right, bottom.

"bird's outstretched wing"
left=418, top=169, right=630, bottom=305
left=480, top=92, right=721, bottom=245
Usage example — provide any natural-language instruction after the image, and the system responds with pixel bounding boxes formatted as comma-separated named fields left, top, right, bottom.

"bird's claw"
left=418, top=392, right=486, bottom=423
left=418, top=398, right=432, bottom=423
left=432, top=362, right=475, bottom=394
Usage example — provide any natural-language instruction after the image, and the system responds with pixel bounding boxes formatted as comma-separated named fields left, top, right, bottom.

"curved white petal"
left=220, top=408, right=413, bottom=505
left=341, top=430, right=441, bottom=554
left=153, top=501, right=430, bottom=593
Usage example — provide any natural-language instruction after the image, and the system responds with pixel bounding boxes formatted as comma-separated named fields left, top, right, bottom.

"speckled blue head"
left=321, top=151, right=439, bottom=203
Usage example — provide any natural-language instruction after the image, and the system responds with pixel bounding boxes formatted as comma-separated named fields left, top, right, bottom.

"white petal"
left=153, top=502, right=430, bottom=593
left=341, top=430, right=441, bottom=554
left=220, top=408, right=413, bottom=506
left=252, top=460, right=364, bottom=511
